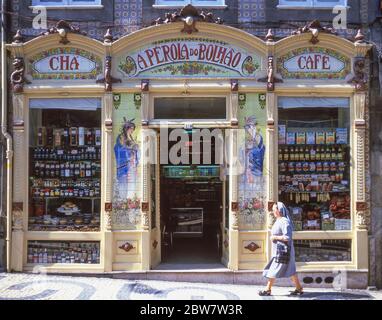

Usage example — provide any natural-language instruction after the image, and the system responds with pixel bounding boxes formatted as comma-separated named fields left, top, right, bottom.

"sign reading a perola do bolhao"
left=277, top=47, right=351, bottom=80
left=118, top=38, right=261, bottom=78
left=29, top=48, right=103, bottom=80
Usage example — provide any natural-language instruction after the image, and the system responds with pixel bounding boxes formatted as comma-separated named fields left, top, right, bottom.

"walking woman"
left=258, top=202, right=304, bottom=296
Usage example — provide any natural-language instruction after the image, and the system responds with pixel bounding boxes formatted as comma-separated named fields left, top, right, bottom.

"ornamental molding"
left=39, top=20, right=87, bottom=44
left=10, top=57, right=30, bottom=93
left=96, top=56, right=122, bottom=92
left=292, top=20, right=337, bottom=44
left=152, top=4, right=223, bottom=34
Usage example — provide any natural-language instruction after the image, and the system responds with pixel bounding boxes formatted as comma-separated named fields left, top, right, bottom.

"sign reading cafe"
left=277, top=47, right=351, bottom=80
left=118, top=38, right=261, bottom=77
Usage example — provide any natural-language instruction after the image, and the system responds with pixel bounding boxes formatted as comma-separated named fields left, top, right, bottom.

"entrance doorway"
left=159, top=128, right=225, bottom=265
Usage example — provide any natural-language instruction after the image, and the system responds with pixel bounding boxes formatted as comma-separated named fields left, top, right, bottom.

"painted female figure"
left=243, top=115, right=265, bottom=182
left=114, top=117, right=140, bottom=183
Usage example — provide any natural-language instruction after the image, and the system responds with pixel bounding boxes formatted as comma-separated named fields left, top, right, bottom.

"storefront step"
left=27, top=269, right=368, bottom=289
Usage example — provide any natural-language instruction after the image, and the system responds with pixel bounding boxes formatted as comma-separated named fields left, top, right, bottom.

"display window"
left=27, top=241, right=100, bottom=264
left=294, top=239, right=351, bottom=262
left=278, top=97, right=351, bottom=231
left=28, top=98, right=102, bottom=232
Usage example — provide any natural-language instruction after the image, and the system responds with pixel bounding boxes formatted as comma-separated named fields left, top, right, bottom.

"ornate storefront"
left=6, top=12, right=372, bottom=288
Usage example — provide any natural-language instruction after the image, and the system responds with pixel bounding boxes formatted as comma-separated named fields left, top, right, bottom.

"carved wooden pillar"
left=141, top=129, right=150, bottom=231
left=103, top=93, right=113, bottom=231
left=228, top=128, right=239, bottom=270
left=354, top=92, right=369, bottom=230
left=12, top=93, right=25, bottom=272
left=230, top=80, right=239, bottom=126
left=266, top=92, right=277, bottom=229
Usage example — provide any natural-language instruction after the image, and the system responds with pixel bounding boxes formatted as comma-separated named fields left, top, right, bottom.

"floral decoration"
left=151, top=62, right=228, bottom=76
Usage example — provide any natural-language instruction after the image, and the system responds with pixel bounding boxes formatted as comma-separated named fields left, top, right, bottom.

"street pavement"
left=0, top=272, right=381, bottom=300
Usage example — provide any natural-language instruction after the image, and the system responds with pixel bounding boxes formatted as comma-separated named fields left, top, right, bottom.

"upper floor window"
left=32, top=0, right=102, bottom=7
left=278, top=0, right=347, bottom=8
left=154, top=0, right=226, bottom=8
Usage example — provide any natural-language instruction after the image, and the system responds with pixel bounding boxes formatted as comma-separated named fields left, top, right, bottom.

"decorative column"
left=354, top=92, right=369, bottom=229
left=229, top=128, right=239, bottom=270
left=11, top=93, right=25, bottom=272
left=140, top=80, right=151, bottom=270
left=230, top=80, right=239, bottom=127
left=266, top=92, right=277, bottom=230
left=102, top=92, right=113, bottom=272
left=350, top=37, right=372, bottom=271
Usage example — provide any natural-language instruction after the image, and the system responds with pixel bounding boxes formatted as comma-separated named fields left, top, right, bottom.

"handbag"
left=275, top=241, right=290, bottom=264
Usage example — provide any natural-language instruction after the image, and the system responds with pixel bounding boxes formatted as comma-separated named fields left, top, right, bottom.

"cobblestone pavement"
left=0, top=273, right=381, bottom=300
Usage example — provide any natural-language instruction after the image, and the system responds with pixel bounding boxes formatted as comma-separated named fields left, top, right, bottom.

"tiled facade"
left=2, top=0, right=382, bottom=289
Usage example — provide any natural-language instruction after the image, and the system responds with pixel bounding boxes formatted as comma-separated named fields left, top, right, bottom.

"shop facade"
left=6, top=15, right=372, bottom=288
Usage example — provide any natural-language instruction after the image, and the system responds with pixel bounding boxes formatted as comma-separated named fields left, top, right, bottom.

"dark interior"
left=159, top=129, right=224, bottom=265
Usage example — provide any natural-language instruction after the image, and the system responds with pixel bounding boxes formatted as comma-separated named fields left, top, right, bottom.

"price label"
left=71, top=149, right=78, bottom=155
left=311, top=192, right=317, bottom=197
left=311, top=181, right=319, bottom=187
left=309, top=240, right=322, bottom=248
left=57, top=150, right=64, bottom=155
left=307, top=220, right=319, bottom=227
left=292, top=180, right=298, bottom=186
left=322, top=213, right=330, bottom=220
left=293, top=208, right=300, bottom=215
left=88, top=147, right=95, bottom=152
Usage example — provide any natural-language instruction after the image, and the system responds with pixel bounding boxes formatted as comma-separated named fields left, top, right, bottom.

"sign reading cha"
left=33, top=54, right=97, bottom=74
left=277, top=47, right=351, bottom=80
left=30, top=48, right=102, bottom=80
left=118, top=39, right=260, bottom=77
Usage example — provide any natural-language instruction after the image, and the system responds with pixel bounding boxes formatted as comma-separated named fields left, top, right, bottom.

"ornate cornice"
left=292, top=20, right=337, bottom=44
left=152, top=4, right=223, bottom=34
left=39, top=20, right=87, bottom=44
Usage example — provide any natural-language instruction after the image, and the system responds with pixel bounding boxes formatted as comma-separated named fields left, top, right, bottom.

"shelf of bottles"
left=27, top=241, right=100, bottom=264
left=294, top=239, right=351, bottom=262
left=278, top=126, right=351, bottom=231
left=29, top=127, right=101, bottom=232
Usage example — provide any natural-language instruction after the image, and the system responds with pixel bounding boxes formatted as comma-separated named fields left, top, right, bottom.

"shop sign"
left=118, top=38, right=261, bottom=78
left=29, top=48, right=103, bottom=80
left=277, top=47, right=351, bottom=80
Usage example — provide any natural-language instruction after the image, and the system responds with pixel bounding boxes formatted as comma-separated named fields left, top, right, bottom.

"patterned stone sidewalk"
left=0, top=272, right=381, bottom=300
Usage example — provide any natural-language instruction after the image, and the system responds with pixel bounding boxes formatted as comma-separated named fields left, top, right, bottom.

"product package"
left=306, top=132, right=316, bottom=144
left=287, top=132, right=296, bottom=145
left=336, top=128, right=348, bottom=144
left=53, top=129, right=62, bottom=147
left=278, top=125, right=286, bottom=145
left=296, top=132, right=306, bottom=145
left=37, top=127, right=46, bottom=146
left=78, top=127, right=85, bottom=146
left=325, top=132, right=336, bottom=144
left=316, top=132, right=326, bottom=144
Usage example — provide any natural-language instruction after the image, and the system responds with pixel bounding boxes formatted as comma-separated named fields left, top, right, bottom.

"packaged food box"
left=322, top=220, right=335, bottom=230
left=316, top=132, right=326, bottom=144
left=306, top=132, right=316, bottom=145
left=278, top=125, right=286, bottom=145
left=293, top=221, right=303, bottom=231
left=325, top=132, right=336, bottom=144
left=287, top=132, right=296, bottom=145
left=336, top=128, right=348, bottom=144
left=296, top=132, right=306, bottom=145
left=335, top=218, right=351, bottom=230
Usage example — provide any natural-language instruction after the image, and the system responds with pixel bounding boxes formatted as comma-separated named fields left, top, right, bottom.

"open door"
left=150, top=131, right=161, bottom=269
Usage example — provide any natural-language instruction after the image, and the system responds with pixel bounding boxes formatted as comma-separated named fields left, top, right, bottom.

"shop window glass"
left=154, top=97, right=227, bottom=120
left=279, top=0, right=346, bottom=7
left=294, top=239, right=351, bottom=262
left=154, top=0, right=225, bottom=7
left=27, top=241, right=100, bottom=264
left=28, top=98, right=101, bottom=232
left=32, top=0, right=101, bottom=6
left=278, top=97, right=351, bottom=231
